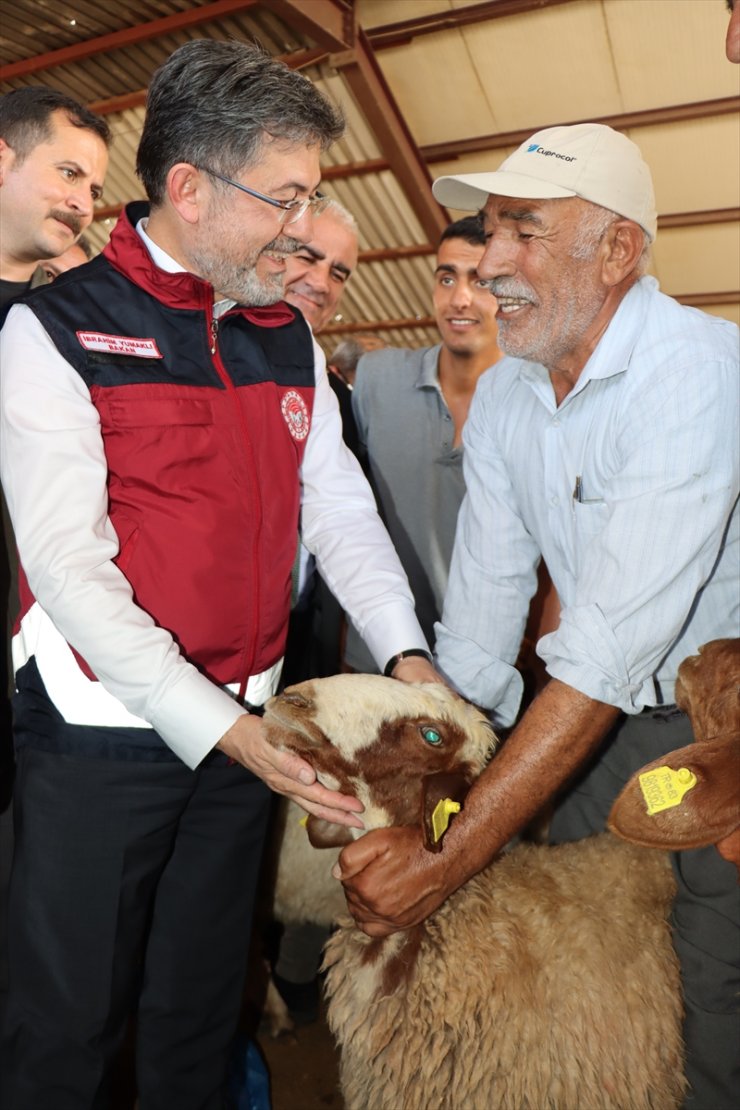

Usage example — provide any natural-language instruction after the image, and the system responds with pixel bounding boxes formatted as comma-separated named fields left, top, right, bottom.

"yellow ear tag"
left=299, top=814, right=308, bottom=828
left=432, top=797, right=461, bottom=843
left=638, top=766, right=697, bottom=816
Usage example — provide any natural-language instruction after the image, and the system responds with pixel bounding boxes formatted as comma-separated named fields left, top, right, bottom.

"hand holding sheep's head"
left=262, top=674, right=496, bottom=851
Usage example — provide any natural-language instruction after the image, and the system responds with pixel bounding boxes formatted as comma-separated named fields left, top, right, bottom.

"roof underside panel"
left=1, top=0, right=737, bottom=347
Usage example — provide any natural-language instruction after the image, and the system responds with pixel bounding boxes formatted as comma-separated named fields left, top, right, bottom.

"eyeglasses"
left=202, top=167, right=325, bottom=226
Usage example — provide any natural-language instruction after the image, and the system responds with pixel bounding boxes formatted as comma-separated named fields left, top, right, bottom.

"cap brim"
left=433, top=170, right=577, bottom=211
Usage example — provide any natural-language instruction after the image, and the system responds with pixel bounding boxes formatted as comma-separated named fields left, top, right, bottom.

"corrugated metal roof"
left=2, top=0, right=738, bottom=358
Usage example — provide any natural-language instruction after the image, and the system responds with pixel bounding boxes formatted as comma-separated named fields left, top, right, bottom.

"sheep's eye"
left=420, top=725, right=442, bottom=745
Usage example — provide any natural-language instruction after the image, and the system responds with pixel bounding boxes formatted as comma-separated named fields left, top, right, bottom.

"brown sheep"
left=608, top=638, right=740, bottom=866
left=262, top=674, right=684, bottom=1110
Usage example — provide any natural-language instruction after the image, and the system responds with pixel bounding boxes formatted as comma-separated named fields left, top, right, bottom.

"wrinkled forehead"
left=482, top=193, right=585, bottom=228
left=435, top=237, right=485, bottom=273
left=310, top=212, right=358, bottom=268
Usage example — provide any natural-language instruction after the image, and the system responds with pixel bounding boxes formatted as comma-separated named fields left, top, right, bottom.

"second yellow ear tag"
left=432, top=798, right=461, bottom=843
left=638, top=766, right=697, bottom=816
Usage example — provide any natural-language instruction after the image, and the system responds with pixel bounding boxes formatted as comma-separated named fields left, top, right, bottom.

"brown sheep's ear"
left=607, top=736, right=740, bottom=852
left=420, top=772, right=471, bottom=853
left=305, top=815, right=355, bottom=849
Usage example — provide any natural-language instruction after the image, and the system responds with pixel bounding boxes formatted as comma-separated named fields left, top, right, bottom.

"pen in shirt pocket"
left=572, top=475, right=604, bottom=504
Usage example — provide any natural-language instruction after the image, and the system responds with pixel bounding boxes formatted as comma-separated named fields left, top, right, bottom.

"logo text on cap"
left=526, top=145, right=577, bottom=163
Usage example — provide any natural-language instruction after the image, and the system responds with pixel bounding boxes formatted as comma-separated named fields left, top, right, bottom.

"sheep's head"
left=608, top=638, right=740, bottom=864
left=674, top=637, right=739, bottom=742
left=262, top=674, right=496, bottom=850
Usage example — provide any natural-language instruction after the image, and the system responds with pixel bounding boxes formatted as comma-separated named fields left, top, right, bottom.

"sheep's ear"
left=607, top=736, right=740, bottom=852
left=420, top=772, right=471, bottom=854
left=305, top=815, right=355, bottom=849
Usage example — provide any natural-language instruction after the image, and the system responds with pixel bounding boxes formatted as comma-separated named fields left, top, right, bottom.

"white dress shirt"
left=436, top=277, right=740, bottom=724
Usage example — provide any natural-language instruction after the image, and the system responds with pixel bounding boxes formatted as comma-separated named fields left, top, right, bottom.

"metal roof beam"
left=0, top=0, right=261, bottom=82
left=330, top=28, right=448, bottom=243
left=266, top=0, right=355, bottom=52
left=320, top=316, right=436, bottom=336
left=421, top=98, right=740, bottom=161
left=367, top=0, right=577, bottom=50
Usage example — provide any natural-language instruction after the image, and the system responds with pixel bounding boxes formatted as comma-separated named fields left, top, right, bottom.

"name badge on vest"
left=77, top=331, right=163, bottom=359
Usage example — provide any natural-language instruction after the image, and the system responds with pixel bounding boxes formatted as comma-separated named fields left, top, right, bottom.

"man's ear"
left=0, top=137, right=15, bottom=185
left=166, top=163, right=208, bottom=226
left=601, top=220, right=645, bottom=287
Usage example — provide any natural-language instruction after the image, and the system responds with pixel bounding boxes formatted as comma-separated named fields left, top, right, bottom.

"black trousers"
left=1, top=668, right=271, bottom=1110
left=550, top=707, right=740, bottom=1110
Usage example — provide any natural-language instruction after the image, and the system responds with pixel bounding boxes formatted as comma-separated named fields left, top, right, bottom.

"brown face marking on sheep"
left=348, top=716, right=479, bottom=829
left=263, top=678, right=491, bottom=826
left=263, top=686, right=361, bottom=796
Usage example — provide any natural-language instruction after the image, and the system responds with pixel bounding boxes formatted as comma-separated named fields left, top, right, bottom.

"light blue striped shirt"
left=435, top=277, right=740, bottom=724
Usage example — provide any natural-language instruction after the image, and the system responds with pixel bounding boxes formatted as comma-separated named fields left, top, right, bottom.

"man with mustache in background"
left=0, top=88, right=110, bottom=1016
left=0, top=41, right=436, bottom=1107
left=0, top=87, right=109, bottom=308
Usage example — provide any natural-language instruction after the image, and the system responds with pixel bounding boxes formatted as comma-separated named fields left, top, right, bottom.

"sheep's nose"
left=282, top=691, right=311, bottom=709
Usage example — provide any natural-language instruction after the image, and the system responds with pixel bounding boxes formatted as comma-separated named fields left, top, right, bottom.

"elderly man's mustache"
left=487, top=278, right=537, bottom=303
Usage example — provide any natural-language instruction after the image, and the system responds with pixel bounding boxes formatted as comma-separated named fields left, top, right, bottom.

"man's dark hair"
left=137, top=40, right=345, bottom=207
left=0, top=86, right=111, bottom=163
left=440, top=214, right=486, bottom=249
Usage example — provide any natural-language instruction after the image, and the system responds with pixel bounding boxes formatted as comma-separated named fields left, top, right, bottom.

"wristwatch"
left=383, top=649, right=433, bottom=677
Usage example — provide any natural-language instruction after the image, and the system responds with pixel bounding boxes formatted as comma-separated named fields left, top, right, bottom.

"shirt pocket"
left=99, top=397, right=214, bottom=427
left=572, top=497, right=609, bottom=539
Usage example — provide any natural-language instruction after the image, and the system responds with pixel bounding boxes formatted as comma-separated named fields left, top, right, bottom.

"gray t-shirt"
left=345, top=345, right=466, bottom=672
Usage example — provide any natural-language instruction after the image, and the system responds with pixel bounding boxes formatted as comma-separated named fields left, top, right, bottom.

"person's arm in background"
left=301, top=339, right=440, bottom=687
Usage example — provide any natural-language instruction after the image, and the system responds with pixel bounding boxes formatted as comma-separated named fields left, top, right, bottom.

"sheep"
left=608, top=637, right=740, bottom=866
left=264, top=680, right=494, bottom=1034
left=262, top=673, right=684, bottom=1110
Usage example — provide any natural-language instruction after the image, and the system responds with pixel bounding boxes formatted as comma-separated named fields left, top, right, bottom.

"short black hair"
left=439, top=214, right=486, bottom=248
left=137, top=40, right=344, bottom=207
left=0, top=86, right=111, bottom=163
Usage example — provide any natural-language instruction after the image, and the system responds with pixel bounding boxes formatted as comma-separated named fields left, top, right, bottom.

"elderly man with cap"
left=334, top=123, right=740, bottom=1108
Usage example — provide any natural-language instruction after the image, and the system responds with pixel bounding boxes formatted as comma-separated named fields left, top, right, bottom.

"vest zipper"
left=205, top=298, right=262, bottom=698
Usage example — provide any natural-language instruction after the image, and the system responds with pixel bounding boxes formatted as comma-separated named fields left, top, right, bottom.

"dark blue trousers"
left=1, top=662, right=271, bottom=1110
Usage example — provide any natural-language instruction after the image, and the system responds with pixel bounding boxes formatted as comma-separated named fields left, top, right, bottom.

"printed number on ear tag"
left=638, top=766, right=697, bottom=816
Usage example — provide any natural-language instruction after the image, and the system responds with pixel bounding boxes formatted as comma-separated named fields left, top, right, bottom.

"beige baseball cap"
left=433, top=123, right=657, bottom=241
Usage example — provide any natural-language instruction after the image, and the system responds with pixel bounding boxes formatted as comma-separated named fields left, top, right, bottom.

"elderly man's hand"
left=216, top=712, right=364, bottom=827
left=390, top=655, right=446, bottom=686
left=331, top=825, right=462, bottom=935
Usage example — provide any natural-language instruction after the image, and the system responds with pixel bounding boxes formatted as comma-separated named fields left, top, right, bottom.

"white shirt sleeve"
left=0, top=305, right=255, bottom=767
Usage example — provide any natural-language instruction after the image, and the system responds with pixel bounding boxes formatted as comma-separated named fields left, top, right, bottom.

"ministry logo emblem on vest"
left=281, top=390, right=310, bottom=441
